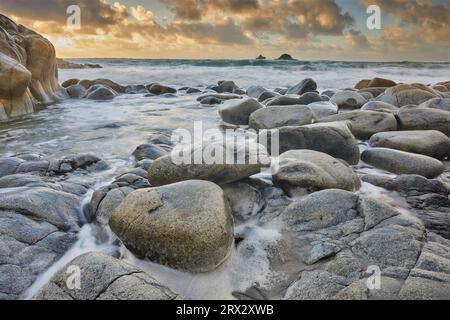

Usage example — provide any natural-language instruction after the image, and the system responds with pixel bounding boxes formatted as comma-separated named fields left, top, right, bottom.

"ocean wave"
left=68, top=58, right=450, bottom=71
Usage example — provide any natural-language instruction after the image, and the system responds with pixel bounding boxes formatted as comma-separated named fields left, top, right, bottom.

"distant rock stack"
left=0, top=14, right=67, bottom=121
left=256, top=54, right=266, bottom=60
left=277, top=53, right=296, bottom=61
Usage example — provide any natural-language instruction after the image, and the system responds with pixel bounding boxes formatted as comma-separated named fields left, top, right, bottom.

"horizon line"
left=59, top=57, right=450, bottom=64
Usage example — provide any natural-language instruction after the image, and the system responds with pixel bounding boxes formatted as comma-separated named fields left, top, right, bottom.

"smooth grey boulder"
left=307, top=101, right=338, bottom=119
left=361, top=148, right=445, bottom=178
left=211, top=80, right=237, bottom=93
left=132, top=144, right=168, bottom=161
left=147, top=83, right=177, bottom=95
left=246, top=85, right=268, bottom=99
left=66, top=84, right=87, bottom=99
left=361, top=101, right=399, bottom=113
left=197, top=93, right=242, bottom=103
left=418, top=98, right=450, bottom=111
left=318, top=110, right=398, bottom=140
left=86, top=86, right=117, bottom=100
left=398, top=108, right=450, bottom=136
left=258, top=91, right=281, bottom=102
left=219, top=98, right=263, bottom=125
left=377, top=84, right=438, bottom=107
left=249, top=105, right=315, bottom=130
left=369, top=131, right=450, bottom=159
left=330, top=91, right=367, bottom=109
left=35, top=253, right=181, bottom=300
left=125, top=85, right=149, bottom=94
left=286, top=78, right=317, bottom=95
left=261, top=122, right=360, bottom=165
left=266, top=92, right=322, bottom=106
left=273, top=150, right=361, bottom=196
left=110, top=180, right=234, bottom=273
left=148, top=140, right=270, bottom=186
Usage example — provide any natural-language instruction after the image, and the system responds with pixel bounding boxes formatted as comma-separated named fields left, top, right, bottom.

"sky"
left=1, top=0, right=449, bottom=61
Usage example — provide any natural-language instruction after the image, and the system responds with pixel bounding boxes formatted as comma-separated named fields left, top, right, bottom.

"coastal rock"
left=0, top=186, right=82, bottom=299
left=286, top=79, right=317, bottom=95
left=418, top=98, right=450, bottom=111
left=258, top=91, right=281, bottom=102
left=246, top=85, right=268, bottom=99
left=35, top=253, right=180, bottom=300
left=282, top=189, right=360, bottom=231
left=110, top=180, right=234, bottom=272
left=307, top=101, right=339, bottom=119
left=249, top=105, right=315, bottom=130
left=273, top=150, right=361, bottom=196
left=211, top=81, right=237, bottom=93
left=0, top=15, right=66, bottom=120
left=66, top=84, right=87, bottom=99
left=86, top=86, right=117, bottom=100
left=368, top=77, right=396, bottom=88
left=377, top=84, right=438, bottom=107
left=147, top=83, right=177, bottom=95
left=277, top=53, right=295, bottom=60
left=78, top=79, right=94, bottom=89
left=61, top=79, right=80, bottom=88
left=262, top=122, right=360, bottom=165
left=330, top=91, right=367, bottom=110
left=132, top=144, right=168, bottom=161
left=285, top=270, right=348, bottom=300
left=92, top=79, right=125, bottom=93
left=197, top=93, right=242, bottom=105
left=222, top=181, right=264, bottom=222
left=125, top=85, right=149, bottom=94
left=266, top=92, right=322, bottom=106
left=219, top=98, right=263, bottom=125
left=398, top=108, right=450, bottom=136
left=358, top=87, right=387, bottom=99
left=369, top=131, right=450, bottom=159
left=361, top=101, right=399, bottom=113
left=355, top=80, right=370, bottom=90
left=318, top=110, right=398, bottom=140
left=256, top=55, right=266, bottom=60
left=148, top=140, right=270, bottom=186
left=361, top=148, right=445, bottom=178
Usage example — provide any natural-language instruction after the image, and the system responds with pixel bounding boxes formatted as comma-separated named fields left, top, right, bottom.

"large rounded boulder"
left=110, top=180, right=234, bottom=273
left=361, top=148, right=445, bottom=178
left=273, top=150, right=361, bottom=196
left=219, top=98, right=263, bottom=125
left=369, top=131, right=450, bottom=159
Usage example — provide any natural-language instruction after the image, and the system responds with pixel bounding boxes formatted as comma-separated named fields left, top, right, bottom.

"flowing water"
left=1, top=59, right=449, bottom=299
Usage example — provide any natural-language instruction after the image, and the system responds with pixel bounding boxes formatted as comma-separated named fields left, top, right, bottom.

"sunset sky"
left=1, top=0, right=449, bottom=61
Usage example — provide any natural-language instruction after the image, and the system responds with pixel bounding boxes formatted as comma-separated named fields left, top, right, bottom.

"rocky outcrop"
left=277, top=53, right=295, bottom=60
left=0, top=14, right=67, bottom=120
left=35, top=252, right=181, bottom=300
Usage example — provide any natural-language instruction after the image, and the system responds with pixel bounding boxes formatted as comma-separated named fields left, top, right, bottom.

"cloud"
left=346, top=29, right=370, bottom=49
left=361, top=0, right=450, bottom=42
